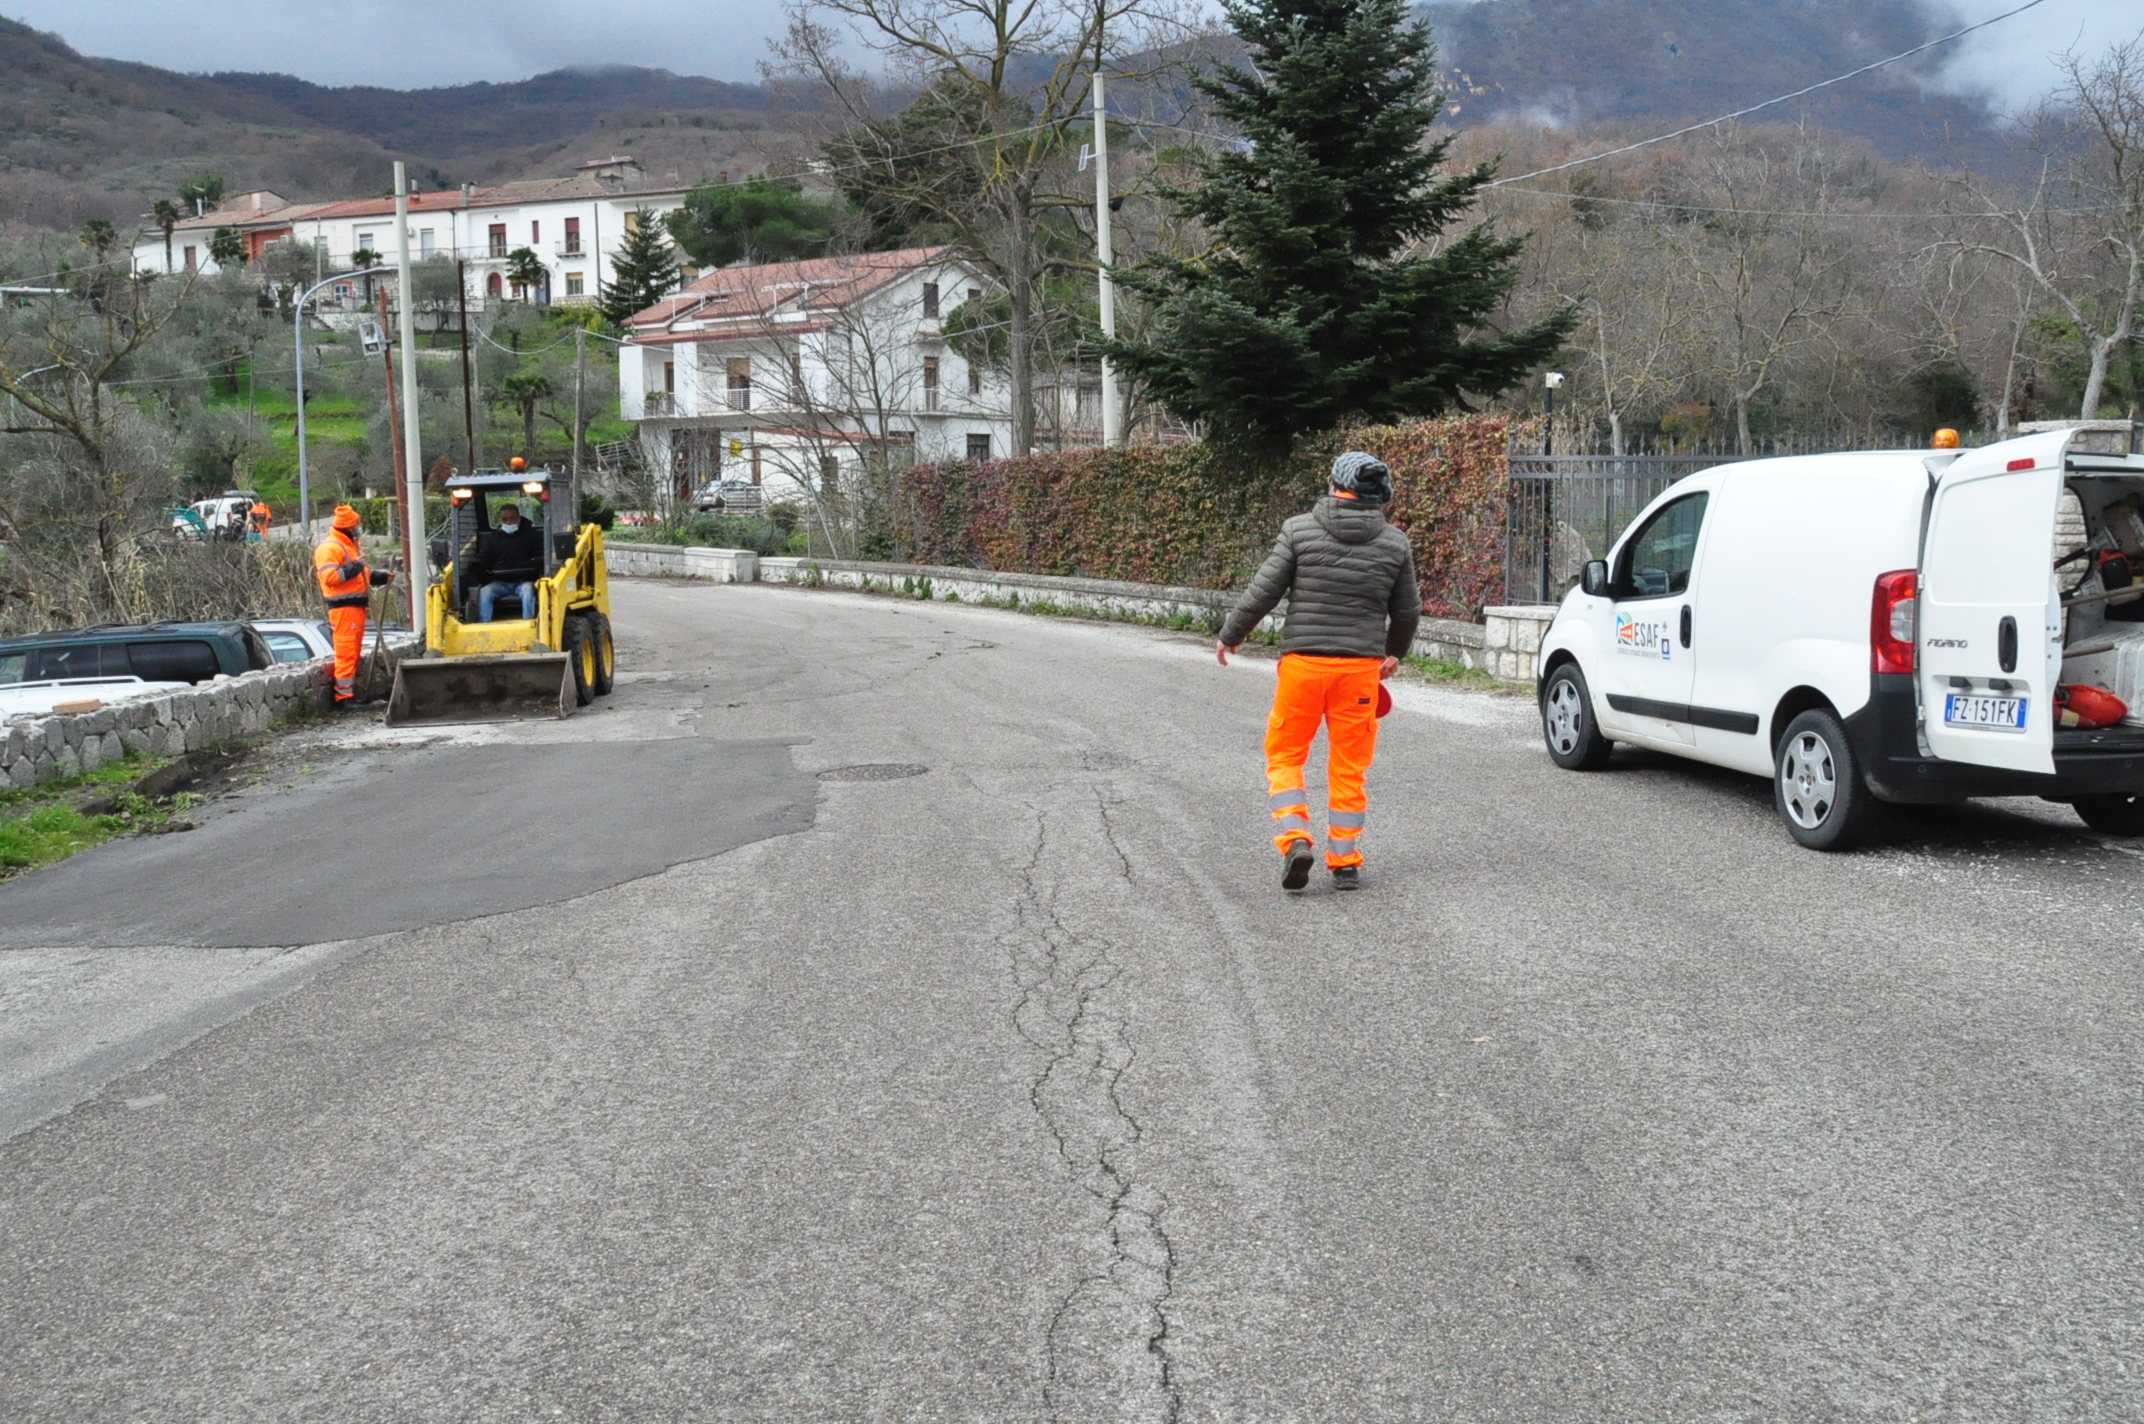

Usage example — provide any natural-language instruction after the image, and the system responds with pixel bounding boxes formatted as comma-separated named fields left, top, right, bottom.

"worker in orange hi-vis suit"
left=249, top=500, right=271, bottom=538
left=1216, top=452, right=1422, bottom=893
left=313, top=505, right=394, bottom=706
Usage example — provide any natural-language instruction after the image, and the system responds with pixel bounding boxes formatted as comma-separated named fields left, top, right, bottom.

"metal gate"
left=1503, top=454, right=1749, bottom=605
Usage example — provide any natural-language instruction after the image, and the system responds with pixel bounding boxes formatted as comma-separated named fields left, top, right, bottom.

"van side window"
left=1616, top=493, right=1710, bottom=599
left=128, top=640, right=220, bottom=683
left=0, top=653, right=27, bottom=685
left=34, top=644, right=126, bottom=680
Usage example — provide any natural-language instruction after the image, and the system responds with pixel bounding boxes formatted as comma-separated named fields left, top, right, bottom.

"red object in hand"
left=2056, top=684, right=2129, bottom=729
left=1376, top=679, right=1393, bottom=719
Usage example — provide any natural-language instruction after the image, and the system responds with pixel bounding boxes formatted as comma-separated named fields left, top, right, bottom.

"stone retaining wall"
left=1, top=638, right=419, bottom=790
left=614, top=545, right=1515, bottom=676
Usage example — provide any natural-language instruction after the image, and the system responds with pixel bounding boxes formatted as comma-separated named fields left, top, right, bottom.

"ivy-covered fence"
left=893, top=415, right=1517, bottom=618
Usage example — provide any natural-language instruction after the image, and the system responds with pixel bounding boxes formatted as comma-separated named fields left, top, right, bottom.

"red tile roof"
left=625, top=246, right=958, bottom=334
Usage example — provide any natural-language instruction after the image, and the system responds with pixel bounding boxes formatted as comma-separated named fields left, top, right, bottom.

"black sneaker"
left=1331, top=866, right=1361, bottom=891
left=1281, top=840, right=1315, bottom=891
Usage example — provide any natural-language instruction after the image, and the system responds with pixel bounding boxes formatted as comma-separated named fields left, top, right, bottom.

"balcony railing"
left=554, top=239, right=585, bottom=258
left=644, top=393, right=676, bottom=416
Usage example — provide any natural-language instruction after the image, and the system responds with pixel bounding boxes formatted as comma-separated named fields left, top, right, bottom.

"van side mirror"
left=1581, top=560, right=1609, bottom=598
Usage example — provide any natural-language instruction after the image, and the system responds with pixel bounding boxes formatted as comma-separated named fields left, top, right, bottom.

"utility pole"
left=392, top=162, right=430, bottom=638
left=378, top=286, right=416, bottom=625
left=572, top=326, right=586, bottom=505
left=457, top=257, right=477, bottom=476
left=1093, top=70, right=1122, bottom=448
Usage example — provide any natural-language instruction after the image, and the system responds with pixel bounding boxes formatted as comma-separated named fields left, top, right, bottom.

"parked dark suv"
left=0, top=621, right=275, bottom=686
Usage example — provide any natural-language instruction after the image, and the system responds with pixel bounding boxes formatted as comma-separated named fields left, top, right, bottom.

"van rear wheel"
left=1774, top=708, right=1877, bottom=851
left=2074, top=793, right=2144, bottom=837
left=1541, top=662, right=1613, bottom=770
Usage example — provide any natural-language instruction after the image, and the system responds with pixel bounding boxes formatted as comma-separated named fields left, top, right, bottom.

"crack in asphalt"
left=1007, top=802, right=1180, bottom=1424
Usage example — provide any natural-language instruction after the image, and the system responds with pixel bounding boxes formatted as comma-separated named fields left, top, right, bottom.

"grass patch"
left=0, top=756, right=200, bottom=879
left=1402, top=653, right=1518, bottom=693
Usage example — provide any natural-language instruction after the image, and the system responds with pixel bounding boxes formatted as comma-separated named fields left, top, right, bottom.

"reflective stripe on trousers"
left=1264, top=653, right=1380, bottom=867
left=327, top=604, right=367, bottom=702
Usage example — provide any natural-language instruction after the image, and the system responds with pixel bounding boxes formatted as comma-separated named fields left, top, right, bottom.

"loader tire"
left=591, top=612, right=616, bottom=696
left=562, top=614, right=597, bottom=707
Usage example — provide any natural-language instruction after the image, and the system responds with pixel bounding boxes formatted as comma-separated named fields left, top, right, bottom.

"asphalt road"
left=4, top=579, right=2142, bottom=1422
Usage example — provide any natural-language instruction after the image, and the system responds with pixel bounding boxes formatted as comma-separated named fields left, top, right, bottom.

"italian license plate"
left=1944, top=694, right=2028, bottom=732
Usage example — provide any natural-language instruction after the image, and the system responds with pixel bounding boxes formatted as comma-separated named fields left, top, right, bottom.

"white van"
left=1536, top=428, right=2144, bottom=849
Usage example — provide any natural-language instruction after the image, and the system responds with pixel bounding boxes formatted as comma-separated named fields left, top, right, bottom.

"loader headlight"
left=522, top=481, right=545, bottom=495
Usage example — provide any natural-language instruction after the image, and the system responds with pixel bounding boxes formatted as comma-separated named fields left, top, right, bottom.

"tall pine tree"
left=1111, top=0, right=1571, bottom=452
left=601, top=208, right=682, bottom=326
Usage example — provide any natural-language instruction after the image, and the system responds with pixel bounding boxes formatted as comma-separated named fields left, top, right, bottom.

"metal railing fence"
left=1503, top=453, right=1753, bottom=605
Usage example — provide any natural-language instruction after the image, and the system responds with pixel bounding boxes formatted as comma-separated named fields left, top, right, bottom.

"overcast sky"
left=4, top=0, right=2130, bottom=110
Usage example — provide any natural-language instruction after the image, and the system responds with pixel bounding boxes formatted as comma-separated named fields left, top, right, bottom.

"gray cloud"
left=1926, top=1, right=2136, bottom=111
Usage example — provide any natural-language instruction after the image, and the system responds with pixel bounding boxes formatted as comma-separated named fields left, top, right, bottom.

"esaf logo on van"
left=1615, top=612, right=1669, bottom=657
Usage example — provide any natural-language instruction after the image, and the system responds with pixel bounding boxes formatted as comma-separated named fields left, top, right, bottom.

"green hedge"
left=894, top=415, right=1515, bottom=618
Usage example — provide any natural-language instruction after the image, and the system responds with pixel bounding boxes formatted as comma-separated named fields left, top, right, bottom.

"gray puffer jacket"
left=1220, top=497, right=1422, bottom=658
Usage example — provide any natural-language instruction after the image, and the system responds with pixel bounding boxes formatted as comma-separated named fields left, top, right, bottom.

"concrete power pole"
left=393, top=163, right=431, bottom=638
left=1094, top=71, right=1122, bottom=448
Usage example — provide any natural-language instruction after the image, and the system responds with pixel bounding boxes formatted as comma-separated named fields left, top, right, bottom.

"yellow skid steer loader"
left=387, top=467, right=616, bottom=726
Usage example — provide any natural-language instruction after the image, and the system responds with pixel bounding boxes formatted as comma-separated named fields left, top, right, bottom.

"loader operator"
left=313, top=504, right=395, bottom=707
left=465, top=500, right=544, bottom=621
left=1217, top=451, right=1421, bottom=893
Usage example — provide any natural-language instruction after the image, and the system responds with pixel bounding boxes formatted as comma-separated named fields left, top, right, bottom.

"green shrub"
left=894, top=415, right=1515, bottom=618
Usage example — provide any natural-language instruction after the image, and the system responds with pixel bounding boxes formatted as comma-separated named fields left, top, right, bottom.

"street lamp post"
left=294, top=266, right=390, bottom=542
left=1542, top=372, right=1565, bottom=602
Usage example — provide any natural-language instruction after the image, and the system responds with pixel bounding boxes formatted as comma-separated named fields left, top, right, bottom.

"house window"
left=921, top=356, right=940, bottom=412
left=488, top=223, right=507, bottom=257
left=966, top=434, right=991, bottom=462
left=663, top=361, right=675, bottom=394
left=563, top=218, right=582, bottom=256
left=183, top=245, right=197, bottom=271
left=486, top=272, right=503, bottom=297
left=334, top=283, right=351, bottom=301
left=922, top=281, right=940, bottom=319
left=418, top=228, right=436, bottom=258
left=967, top=363, right=981, bottom=396
left=624, top=210, right=643, bottom=235
left=531, top=220, right=540, bottom=244
left=820, top=455, right=839, bottom=486
left=967, top=287, right=980, bottom=303
left=565, top=271, right=584, bottom=296
left=726, top=357, right=752, bottom=411
left=355, top=229, right=376, bottom=254
left=790, top=355, right=804, bottom=400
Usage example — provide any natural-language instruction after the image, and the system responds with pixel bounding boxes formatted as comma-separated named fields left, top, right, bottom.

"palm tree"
left=153, top=198, right=181, bottom=273
left=505, top=247, right=547, bottom=303
left=351, top=246, right=380, bottom=304
left=494, top=371, right=556, bottom=459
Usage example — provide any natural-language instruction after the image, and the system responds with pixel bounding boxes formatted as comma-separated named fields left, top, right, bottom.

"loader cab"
left=437, top=469, right=575, bottom=616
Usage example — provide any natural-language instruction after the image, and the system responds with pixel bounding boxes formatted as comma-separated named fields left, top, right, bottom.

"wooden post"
left=378, top=286, right=416, bottom=628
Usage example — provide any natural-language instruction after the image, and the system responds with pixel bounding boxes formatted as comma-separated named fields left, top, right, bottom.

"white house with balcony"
left=129, top=157, right=690, bottom=314
left=619, top=246, right=1015, bottom=506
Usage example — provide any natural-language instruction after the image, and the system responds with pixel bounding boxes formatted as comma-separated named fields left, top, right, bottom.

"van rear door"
left=1918, top=434, right=2066, bottom=775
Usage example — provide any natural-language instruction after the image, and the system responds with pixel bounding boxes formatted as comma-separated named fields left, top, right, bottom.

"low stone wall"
left=1, top=638, right=418, bottom=790
left=607, top=541, right=758, bottom=583
left=1482, top=606, right=1556, bottom=683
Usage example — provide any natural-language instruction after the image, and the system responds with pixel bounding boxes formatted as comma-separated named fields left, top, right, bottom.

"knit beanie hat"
left=332, top=504, right=362, bottom=531
left=1329, top=451, right=1392, bottom=505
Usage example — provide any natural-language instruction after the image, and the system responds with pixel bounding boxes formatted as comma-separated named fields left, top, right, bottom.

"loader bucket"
left=386, top=654, right=575, bottom=727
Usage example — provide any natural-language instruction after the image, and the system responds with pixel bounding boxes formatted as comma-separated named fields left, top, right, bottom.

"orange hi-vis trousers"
left=1265, top=653, right=1380, bottom=869
left=328, top=604, right=367, bottom=703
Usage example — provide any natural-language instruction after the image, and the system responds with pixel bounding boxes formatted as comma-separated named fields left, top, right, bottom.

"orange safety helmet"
left=332, top=504, right=362, bottom=531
